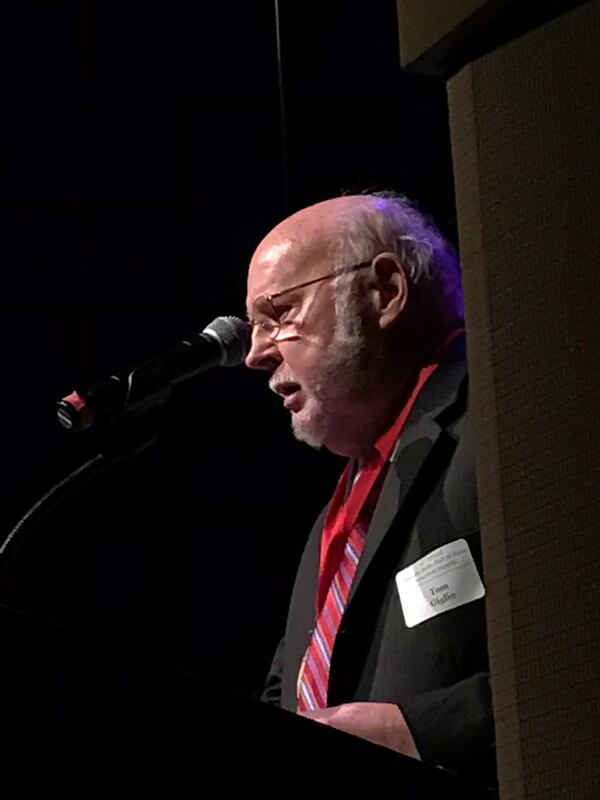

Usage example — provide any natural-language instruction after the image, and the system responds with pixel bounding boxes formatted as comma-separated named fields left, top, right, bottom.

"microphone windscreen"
left=204, top=316, right=251, bottom=367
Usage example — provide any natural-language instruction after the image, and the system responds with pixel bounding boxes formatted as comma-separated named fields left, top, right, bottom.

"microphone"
left=56, top=315, right=251, bottom=432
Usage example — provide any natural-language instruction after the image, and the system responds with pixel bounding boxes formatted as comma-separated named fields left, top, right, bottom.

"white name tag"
left=395, top=539, right=485, bottom=628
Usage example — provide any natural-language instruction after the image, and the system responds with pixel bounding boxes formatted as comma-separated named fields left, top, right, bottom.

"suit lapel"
left=349, top=359, right=468, bottom=600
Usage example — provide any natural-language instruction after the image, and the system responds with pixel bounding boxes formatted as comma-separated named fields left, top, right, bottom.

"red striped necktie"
left=296, top=359, right=442, bottom=712
left=297, top=461, right=380, bottom=711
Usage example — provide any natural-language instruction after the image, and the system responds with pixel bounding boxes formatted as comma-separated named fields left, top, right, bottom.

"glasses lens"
left=262, top=319, right=280, bottom=340
left=252, top=296, right=280, bottom=341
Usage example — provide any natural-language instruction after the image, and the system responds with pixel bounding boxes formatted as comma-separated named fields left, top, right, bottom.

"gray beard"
left=291, top=311, right=386, bottom=450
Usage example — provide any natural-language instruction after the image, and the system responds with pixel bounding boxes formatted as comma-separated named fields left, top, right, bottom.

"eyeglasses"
left=248, top=259, right=373, bottom=342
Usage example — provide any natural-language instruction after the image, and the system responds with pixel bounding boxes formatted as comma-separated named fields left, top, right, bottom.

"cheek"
left=279, top=339, right=326, bottom=381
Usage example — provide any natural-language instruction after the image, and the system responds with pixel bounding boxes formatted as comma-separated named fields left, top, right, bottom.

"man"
left=245, top=193, right=495, bottom=786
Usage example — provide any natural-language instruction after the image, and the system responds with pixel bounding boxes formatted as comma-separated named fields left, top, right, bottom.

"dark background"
left=0, top=1, right=455, bottom=694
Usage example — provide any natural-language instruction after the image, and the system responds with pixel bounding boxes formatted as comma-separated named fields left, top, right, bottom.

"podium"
left=0, top=603, right=495, bottom=798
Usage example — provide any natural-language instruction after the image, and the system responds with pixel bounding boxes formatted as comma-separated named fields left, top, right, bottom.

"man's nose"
left=245, top=327, right=282, bottom=371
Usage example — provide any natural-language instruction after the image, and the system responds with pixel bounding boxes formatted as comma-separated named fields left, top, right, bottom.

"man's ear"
left=371, top=252, right=408, bottom=330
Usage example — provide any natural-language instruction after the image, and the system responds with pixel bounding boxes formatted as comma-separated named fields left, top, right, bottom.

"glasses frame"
left=249, top=259, right=374, bottom=341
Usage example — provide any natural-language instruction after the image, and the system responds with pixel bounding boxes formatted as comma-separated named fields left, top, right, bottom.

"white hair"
left=334, top=191, right=464, bottom=328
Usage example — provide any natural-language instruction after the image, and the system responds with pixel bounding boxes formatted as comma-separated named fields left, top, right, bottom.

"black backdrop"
left=1, top=1, right=456, bottom=695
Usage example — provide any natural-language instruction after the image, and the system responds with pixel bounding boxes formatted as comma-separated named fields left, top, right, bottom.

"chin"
left=291, top=401, right=361, bottom=457
left=290, top=399, right=329, bottom=450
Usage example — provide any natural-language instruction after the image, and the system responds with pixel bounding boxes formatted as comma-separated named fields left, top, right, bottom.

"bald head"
left=260, top=194, right=380, bottom=248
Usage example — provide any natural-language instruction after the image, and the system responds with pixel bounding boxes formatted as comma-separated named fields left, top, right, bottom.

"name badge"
left=395, top=539, right=485, bottom=628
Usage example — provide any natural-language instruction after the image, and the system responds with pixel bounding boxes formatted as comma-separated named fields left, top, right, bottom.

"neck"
left=325, top=358, right=423, bottom=459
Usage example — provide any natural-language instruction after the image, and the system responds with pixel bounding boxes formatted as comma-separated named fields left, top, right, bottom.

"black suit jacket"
left=263, top=349, right=496, bottom=787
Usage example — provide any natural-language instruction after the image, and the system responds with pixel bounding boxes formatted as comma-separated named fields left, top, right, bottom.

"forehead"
left=246, top=231, right=335, bottom=310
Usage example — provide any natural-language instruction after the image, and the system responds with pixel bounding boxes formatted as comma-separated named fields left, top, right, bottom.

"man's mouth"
left=271, top=380, right=303, bottom=411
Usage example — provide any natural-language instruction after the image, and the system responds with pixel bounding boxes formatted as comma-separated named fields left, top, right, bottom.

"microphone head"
left=203, top=315, right=251, bottom=367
